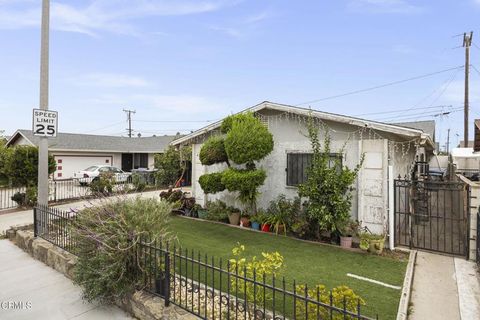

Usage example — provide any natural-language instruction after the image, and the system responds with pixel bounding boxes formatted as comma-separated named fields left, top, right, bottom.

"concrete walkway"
left=409, top=251, right=480, bottom=320
left=0, top=239, right=132, bottom=319
left=0, top=188, right=190, bottom=233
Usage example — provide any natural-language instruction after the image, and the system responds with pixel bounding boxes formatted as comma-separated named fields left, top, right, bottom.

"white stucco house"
left=6, top=130, right=179, bottom=179
left=171, top=101, right=435, bottom=234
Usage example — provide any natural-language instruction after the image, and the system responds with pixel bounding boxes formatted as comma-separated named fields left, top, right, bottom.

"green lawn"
left=170, top=216, right=407, bottom=320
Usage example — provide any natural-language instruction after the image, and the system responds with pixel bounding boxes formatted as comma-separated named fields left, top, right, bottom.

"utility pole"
left=37, top=0, right=50, bottom=205
left=446, top=128, right=450, bottom=153
left=463, top=31, right=473, bottom=147
left=123, top=109, right=136, bottom=138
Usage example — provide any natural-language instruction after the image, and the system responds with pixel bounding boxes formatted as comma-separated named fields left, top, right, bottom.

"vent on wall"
left=259, top=117, right=269, bottom=129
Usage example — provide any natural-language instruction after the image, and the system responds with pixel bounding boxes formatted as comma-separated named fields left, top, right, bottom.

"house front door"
left=121, top=153, right=133, bottom=172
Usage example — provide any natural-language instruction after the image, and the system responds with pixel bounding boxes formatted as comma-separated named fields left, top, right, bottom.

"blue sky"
left=0, top=0, right=479, bottom=150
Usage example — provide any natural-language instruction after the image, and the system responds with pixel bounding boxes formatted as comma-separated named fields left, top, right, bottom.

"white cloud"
left=72, top=73, right=151, bottom=88
left=0, top=0, right=240, bottom=36
left=348, top=0, right=424, bottom=14
left=210, top=9, right=274, bottom=38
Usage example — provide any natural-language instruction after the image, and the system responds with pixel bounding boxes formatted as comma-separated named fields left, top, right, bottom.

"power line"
left=295, top=65, right=465, bottom=106
left=133, top=119, right=217, bottom=123
left=471, top=64, right=480, bottom=77
left=382, top=109, right=463, bottom=123
left=353, top=105, right=453, bottom=117
left=379, top=108, right=463, bottom=123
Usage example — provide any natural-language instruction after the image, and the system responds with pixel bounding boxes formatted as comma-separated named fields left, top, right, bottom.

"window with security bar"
left=286, top=152, right=342, bottom=186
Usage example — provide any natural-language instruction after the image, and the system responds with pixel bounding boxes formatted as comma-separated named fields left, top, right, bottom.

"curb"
left=396, top=249, right=417, bottom=320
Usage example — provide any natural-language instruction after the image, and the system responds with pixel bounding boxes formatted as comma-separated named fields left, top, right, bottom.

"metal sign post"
left=37, top=0, right=50, bottom=206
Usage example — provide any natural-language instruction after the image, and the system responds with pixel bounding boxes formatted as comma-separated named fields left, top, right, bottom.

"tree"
left=154, top=146, right=191, bottom=187
left=2, top=145, right=56, bottom=187
left=198, top=113, right=274, bottom=213
left=298, top=117, right=363, bottom=239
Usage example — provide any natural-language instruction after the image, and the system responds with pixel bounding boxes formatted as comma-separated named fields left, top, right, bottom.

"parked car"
left=74, top=165, right=131, bottom=185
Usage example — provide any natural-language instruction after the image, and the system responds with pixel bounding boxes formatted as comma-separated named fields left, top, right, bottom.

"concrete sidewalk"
left=0, top=239, right=132, bottom=320
left=409, top=251, right=480, bottom=320
left=0, top=188, right=190, bottom=233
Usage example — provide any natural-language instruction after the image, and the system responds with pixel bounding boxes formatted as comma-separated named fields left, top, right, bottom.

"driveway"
left=0, top=239, right=132, bottom=320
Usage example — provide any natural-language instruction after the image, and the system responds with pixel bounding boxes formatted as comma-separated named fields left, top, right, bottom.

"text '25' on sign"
left=32, top=109, right=58, bottom=137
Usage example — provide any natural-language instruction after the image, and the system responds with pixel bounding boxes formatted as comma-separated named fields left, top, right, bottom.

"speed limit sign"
left=32, top=109, right=58, bottom=137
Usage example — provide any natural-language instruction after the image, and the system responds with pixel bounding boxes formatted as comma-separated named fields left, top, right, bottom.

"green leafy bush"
left=131, top=173, right=146, bottom=191
left=11, top=186, right=37, bottom=207
left=204, top=200, right=230, bottom=222
left=221, top=168, right=266, bottom=207
left=265, top=195, right=301, bottom=234
left=229, top=244, right=284, bottom=316
left=224, top=113, right=274, bottom=165
left=199, top=136, right=228, bottom=165
left=295, top=284, right=365, bottom=320
left=72, top=197, right=174, bottom=303
left=198, top=172, right=225, bottom=194
left=89, top=172, right=115, bottom=195
left=2, top=145, right=56, bottom=187
left=298, top=116, right=363, bottom=238
left=154, top=146, right=191, bottom=187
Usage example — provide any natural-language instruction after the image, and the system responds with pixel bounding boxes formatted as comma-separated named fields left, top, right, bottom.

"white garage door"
left=54, top=155, right=113, bottom=179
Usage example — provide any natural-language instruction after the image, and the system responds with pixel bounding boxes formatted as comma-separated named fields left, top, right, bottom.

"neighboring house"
left=6, top=130, right=179, bottom=179
left=171, top=101, right=435, bottom=234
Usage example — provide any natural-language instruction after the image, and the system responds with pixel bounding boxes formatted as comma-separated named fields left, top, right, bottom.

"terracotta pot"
left=340, top=236, right=353, bottom=248
left=240, top=217, right=250, bottom=227
left=261, top=223, right=271, bottom=232
left=228, top=212, right=240, bottom=225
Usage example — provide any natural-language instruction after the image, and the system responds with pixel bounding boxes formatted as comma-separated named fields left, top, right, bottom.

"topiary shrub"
left=198, top=112, right=273, bottom=214
left=198, top=172, right=225, bottom=194
left=221, top=168, right=266, bottom=206
left=224, top=113, right=274, bottom=165
left=72, top=197, right=174, bottom=304
left=199, top=136, right=228, bottom=165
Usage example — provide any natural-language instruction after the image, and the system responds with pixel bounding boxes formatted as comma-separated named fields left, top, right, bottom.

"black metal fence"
left=394, top=178, right=469, bottom=257
left=138, top=237, right=376, bottom=320
left=33, top=206, right=377, bottom=319
left=477, top=211, right=480, bottom=266
left=34, top=204, right=78, bottom=254
left=1, top=172, right=161, bottom=210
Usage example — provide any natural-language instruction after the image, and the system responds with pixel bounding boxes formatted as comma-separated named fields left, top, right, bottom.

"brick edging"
left=396, top=250, right=417, bottom=320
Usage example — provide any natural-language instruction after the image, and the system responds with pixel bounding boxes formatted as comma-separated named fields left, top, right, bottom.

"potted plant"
left=195, top=204, right=208, bottom=219
left=240, top=212, right=251, bottom=227
left=228, top=206, right=241, bottom=225
left=338, top=219, right=359, bottom=248
left=359, top=232, right=385, bottom=254
left=261, top=221, right=271, bottom=232
left=250, top=210, right=265, bottom=230
left=266, top=213, right=287, bottom=235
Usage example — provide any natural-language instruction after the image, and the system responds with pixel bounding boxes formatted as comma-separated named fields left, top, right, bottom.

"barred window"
left=286, top=153, right=342, bottom=186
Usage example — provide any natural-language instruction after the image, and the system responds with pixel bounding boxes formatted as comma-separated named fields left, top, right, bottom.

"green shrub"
left=2, top=145, right=56, bottom=187
left=72, top=197, right=174, bottom=303
left=11, top=186, right=37, bottom=207
left=199, top=136, right=228, bottom=165
left=295, top=284, right=365, bottom=320
left=131, top=173, right=146, bottom=191
left=198, top=172, right=225, bottom=194
left=266, top=195, right=301, bottom=234
left=224, top=113, right=274, bottom=165
left=205, top=200, right=230, bottom=222
left=89, top=172, right=115, bottom=195
left=221, top=168, right=266, bottom=206
left=154, top=146, right=182, bottom=186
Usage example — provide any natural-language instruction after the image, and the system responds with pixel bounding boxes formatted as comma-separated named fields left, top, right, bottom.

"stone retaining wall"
left=6, top=224, right=198, bottom=320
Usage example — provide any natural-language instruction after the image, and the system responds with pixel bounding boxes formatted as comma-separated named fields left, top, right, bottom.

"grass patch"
left=170, top=216, right=407, bottom=319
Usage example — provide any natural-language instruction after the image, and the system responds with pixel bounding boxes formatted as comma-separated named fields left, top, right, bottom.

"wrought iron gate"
left=394, top=179, right=470, bottom=257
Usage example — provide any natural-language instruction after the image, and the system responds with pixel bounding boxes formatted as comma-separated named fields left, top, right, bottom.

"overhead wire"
left=294, top=65, right=465, bottom=106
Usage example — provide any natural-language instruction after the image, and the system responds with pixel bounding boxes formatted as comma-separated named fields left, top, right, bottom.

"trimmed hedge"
left=224, top=113, right=274, bottom=165
left=221, top=168, right=266, bottom=195
left=199, top=136, right=228, bottom=165
left=198, top=172, right=226, bottom=194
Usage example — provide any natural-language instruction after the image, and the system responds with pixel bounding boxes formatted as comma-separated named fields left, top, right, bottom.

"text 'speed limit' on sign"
left=32, top=109, right=58, bottom=137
